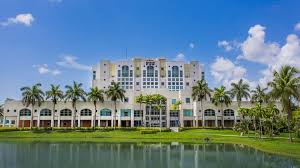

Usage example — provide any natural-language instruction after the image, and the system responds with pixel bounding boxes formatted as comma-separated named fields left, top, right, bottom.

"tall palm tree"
left=46, top=85, right=64, bottom=127
left=135, top=94, right=145, bottom=126
left=230, top=79, right=250, bottom=123
left=251, top=85, right=268, bottom=105
left=64, top=81, right=86, bottom=128
left=106, top=81, right=125, bottom=128
left=230, top=79, right=250, bottom=107
left=152, top=94, right=166, bottom=131
left=87, top=87, right=105, bottom=129
left=20, top=83, right=45, bottom=129
left=211, top=86, right=231, bottom=128
left=144, top=94, right=155, bottom=127
left=268, top=65, right=300, bottom=142
left=192, top=79, right=211, bottom=127
left=250, top=85, right=268, bottom=134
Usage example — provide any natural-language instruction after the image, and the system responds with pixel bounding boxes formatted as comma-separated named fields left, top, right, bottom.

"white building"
left=2, top=57, right=276, bottom=128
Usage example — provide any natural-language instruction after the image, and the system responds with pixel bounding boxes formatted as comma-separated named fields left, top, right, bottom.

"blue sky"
left=0, top=0, right=300, bottom=103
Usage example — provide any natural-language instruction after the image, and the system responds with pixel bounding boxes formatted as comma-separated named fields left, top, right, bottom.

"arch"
left=19, top=109, right=31, bottom=116
left=40, top=109, right=52, bottom=116
left=100, top=108, right=112, bottom=116
left=146, top=66, right=154, bottom=77
left=224, top=109, right=234, bottom=116
left=80, top=109, right=92, bottom=116
left=204, top=109, right=215, bottom=116
left=172, top=66, right=179, bottom=77
left=60, top=109, right=72, bottom=116
left=121, top=65, right=129, bottom=77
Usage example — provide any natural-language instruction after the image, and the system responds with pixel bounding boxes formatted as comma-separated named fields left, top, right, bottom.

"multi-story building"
left=2, top=57, right=278, bottom=128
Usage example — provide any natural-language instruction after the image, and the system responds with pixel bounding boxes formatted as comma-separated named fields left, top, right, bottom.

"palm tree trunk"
left=114, top=101, right=117, bottom=129
left=221, top=104, right=224, bottom=129
left=149, top=105, right=152, bottom=128
left=30, top=104, right=34, bottom=129
left=201, top=100, right=204, bottom=127
left=51, top=103, right=55, bottom=128
left=94, top=102, right=97, bottom=129
left=288, top=110, right=293, bottom=142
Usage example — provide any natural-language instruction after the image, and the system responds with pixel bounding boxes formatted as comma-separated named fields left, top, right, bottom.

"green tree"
left=265, top=104, right=280, bottom=137
left=135, top=94, right=145, bottom=126
left=64, top=81, right=86, bottom=128
left=152, top=94, right=167, bottom=131
left=211, top=86, right=231, bottom=128
left=46, top=85, right=64, bottom=127
left=268, top=65, right=300, bottom=142
left=87, top=87, right=105, bottom=129
left=250, top=85, right=268, bottom=133
left=251, top=85, right=268, bottom=104
left=230, top=79, right=251, bottom=106
left=192, top=79, right=211, bottom=127
left=20, top=83, right=45, bottom=129
left=144, top=95, right=155, bottom=127
left=106, top=81, right=125, bottom=129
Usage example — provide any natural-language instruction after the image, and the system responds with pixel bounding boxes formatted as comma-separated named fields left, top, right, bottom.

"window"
left=60, top=109, right=72, bottom=116
left=183, top=109, right=193, bottom=116
left=172, top=66, right=179, bottom=77
left=170, top=110, right=179, bottom=117
left=136, top=82, right=139, bottom=85
left=80, top=109, right=92, bottom=116
left=186, top=82, right=189, bottom=86
left=204, top=109, right=215, bottom=116
left=122, top=65, right=129, bottom=77
left=93, top=71, right=96, bottom=80
left=161, top=82, right=164, bottom=86
left=185, top=98, right=191, bottom=103
left=224, top=109, right=234, bottom=116
left=147, top=66, right=154, bottom=77
left=100, top=109, right=112, bottom=116
left=19, top=109, right=31, bottom=116
left=136, top=67, right=139, bottom=70
left=134, top=110, right=143, bottom=117
left=121, top=109, right=131, bottom=117
left=40, top=109, right=52, bottom=116
left=171, top=99, right=177, bottom=104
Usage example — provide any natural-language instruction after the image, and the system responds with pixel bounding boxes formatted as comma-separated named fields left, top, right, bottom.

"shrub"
left=140, top=129, right=159, bottom=134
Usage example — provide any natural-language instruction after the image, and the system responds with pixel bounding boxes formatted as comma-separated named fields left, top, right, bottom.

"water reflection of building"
left=0, top=143, right=297, bottom=167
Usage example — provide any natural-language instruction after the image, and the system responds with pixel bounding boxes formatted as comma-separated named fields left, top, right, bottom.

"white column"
left=71, top=110, right=74, bottom=128
left=215, top=115, right=218, bottom=127
left=58, top=113, right=61, bottom=128
left=130, top=109, right=134, bottom=127
left=98, top=116, right=101, bottom=127
left=118, top=111, right=121, bottom=127
left=37, top=111, right=40, bottom=128
left=78, top=115, right=81, bottom=127
left=91, top=111, right=94, bottom=128
left=16, top=111, right=20, bottom=128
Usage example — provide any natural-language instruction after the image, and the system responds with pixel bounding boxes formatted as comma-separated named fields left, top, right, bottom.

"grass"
left=0, top=128, right=299, bottom=159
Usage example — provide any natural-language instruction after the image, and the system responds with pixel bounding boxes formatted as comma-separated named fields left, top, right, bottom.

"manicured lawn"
left=0, top=129, right=300, bottom=159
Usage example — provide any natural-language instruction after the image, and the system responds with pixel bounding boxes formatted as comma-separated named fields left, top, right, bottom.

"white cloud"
left=230, top=24, right=300, bottom=88
left=210, top=56, right=247, bottom=84
left=218, top=40, right=233, bottom=51
left=33, top=64, right=61, bottom=76
left=237, top=24, right=280, bottom=64
left=1, top=13, right=34, bottom=27
left=175, top=53, right=185, bottom=61
left=295, top=22, right=300, bottom=31
left=189, top=43, right=195, bottom=49
left=57, top=55, right=92, bottom=71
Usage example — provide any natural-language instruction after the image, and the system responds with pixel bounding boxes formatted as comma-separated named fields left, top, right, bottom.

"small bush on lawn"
left=140, top=130, right=159, bottom=134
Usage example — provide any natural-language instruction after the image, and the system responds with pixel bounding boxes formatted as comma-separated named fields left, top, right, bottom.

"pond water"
left=0, top=142, right=299, bottom=168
